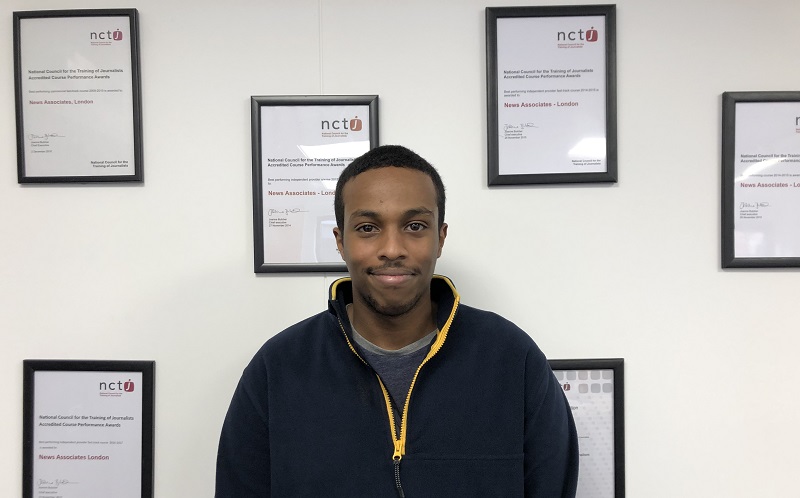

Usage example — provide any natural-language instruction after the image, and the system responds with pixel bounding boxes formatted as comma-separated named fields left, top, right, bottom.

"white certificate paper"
left=733, top=102, right=800, bottom=258
left=554, top=368, right=616, bottom=498
left=32, top=371, right=143, bottom=498
left=496, top=15, right=607, bottom=175
left=259, top=104, right=372, bottom=265
left=17, top=13, right=137, bottom=178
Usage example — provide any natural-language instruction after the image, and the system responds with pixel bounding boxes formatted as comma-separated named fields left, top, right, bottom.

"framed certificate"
left=23, top=360, right=155, bottom=498
left=549, top=358, right=624, bottom=498
left=486, top=5, right=617, bottom=185
left=251, top=95, right=379, bottom=273
left=721, top=92, right=800, bottom=267
left=14, top=9, right=143, bottom=183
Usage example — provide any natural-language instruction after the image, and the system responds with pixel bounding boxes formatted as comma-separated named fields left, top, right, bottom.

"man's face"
left=333, top=167, right=447, bottom=318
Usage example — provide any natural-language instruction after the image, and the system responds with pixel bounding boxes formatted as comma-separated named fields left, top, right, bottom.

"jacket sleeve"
left=215, top=357, right=271, bottom=497
left=523, top=347, right=579, bottom=498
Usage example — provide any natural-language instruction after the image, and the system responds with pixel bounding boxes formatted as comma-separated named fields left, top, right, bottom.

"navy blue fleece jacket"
left=216, top=276, right=578, bottom=497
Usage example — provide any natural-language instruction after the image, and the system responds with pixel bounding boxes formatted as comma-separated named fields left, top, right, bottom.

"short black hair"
left=334, top=145, right=446, bottom=229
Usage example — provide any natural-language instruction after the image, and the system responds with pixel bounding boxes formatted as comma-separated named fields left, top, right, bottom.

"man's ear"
left=436, top=223, right=448, bottom=258
left=333, top=226, right=344, bottom=260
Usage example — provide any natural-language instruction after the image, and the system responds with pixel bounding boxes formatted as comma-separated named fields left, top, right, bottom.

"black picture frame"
left=549, top=358, right=624, bottom=497
left=251, top=95, right=379, bottom=273
left=721, top=91, right=800, bottom=268
left=14, top=9, right=143, bottom=183
left=23, top=360, right=155, bottom=498
left=486, top=5, right=617, bottom=185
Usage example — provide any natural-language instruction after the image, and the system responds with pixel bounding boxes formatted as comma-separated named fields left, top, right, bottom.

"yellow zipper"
left=392, top=294, right=459, bottom=460
left=332, top=276, right=461, bottom=492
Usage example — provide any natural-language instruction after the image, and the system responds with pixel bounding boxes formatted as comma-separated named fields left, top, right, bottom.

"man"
left=216, top=145, right=578, bottom=497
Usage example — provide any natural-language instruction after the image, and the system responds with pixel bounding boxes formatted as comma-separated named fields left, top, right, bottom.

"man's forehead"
left=342, top=167, right=438, bottom=216
left=344, top=167, right=434, bottom=195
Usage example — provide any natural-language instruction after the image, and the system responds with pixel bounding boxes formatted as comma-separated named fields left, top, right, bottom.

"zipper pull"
left=393, top=440, right=405, bottom=497
left=393, top=439, right=403, bottom=460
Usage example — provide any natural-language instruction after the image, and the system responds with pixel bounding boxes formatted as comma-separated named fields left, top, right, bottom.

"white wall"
left=2, top=0, right=798, bottom=496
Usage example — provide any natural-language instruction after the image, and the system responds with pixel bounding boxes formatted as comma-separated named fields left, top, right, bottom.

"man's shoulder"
left=453, top=304, right=539, bottom=349
left=445, top=304, right=554, bottom=386
left=255, top=310, right=338, bottom=357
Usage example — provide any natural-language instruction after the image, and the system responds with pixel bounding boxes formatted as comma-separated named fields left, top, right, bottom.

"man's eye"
left=356, top=225, right=377, bottom=233
left=407, top=222, right=426, bottom=232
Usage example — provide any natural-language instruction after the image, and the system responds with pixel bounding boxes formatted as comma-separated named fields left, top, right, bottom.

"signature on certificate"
left=739, top=201, right=770, bottom=209
left=503, top=123, right=537, bottom=131
left=268, top=208, right=308, bottom=216
left=38, top=478, right=76, bottom=488
left=28, top=133, right=65, bottom=140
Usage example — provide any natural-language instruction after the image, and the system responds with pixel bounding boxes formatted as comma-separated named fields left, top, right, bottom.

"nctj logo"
left=99, top=379, right=134, bottom=397
left=320, top=116, right=363, bottom=138
left=90, top=29, right=124, bottom=46
left=321, top=116, right=363, bottom=132
left=557, top=27, right=599, bottom=42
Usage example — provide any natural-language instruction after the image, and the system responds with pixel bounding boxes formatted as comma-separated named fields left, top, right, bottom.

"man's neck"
left=347, top=298, right=437, bottom=351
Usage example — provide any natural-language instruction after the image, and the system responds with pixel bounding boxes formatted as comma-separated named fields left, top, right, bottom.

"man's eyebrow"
left=348, top=207, right=435, bottom=220
left=349, top=209, right=380, bottom=220
left=403, top=207, right=435, bottom=218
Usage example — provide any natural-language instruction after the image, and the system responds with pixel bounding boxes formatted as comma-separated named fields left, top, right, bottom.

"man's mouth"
left=368, top=268, right=415, bottom=284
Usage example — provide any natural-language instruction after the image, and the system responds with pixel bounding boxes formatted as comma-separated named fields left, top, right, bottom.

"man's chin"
left=372, top=304, right=415, bottom=318
left=362, top=292, right=422, bottom=318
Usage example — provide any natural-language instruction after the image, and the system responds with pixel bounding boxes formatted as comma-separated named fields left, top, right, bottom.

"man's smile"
left=368, top=267, right=416, bottom=285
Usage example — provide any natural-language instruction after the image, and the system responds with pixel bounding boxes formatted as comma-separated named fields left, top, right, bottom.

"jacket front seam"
left=332, top=277, right=461, bottom=463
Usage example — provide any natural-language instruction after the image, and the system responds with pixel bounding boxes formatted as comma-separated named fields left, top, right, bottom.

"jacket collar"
left=328, top=275, right=459, bottom=331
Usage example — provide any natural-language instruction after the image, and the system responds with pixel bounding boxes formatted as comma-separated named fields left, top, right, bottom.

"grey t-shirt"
left=351, top=326, right=438, bottom=417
